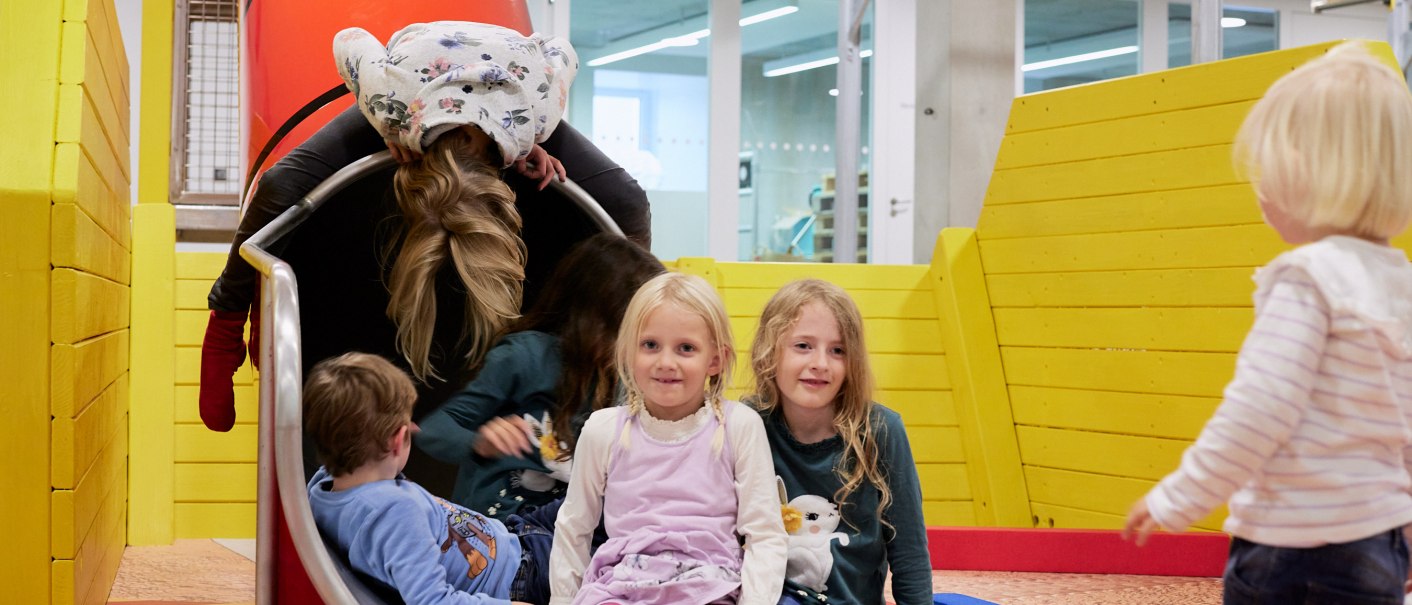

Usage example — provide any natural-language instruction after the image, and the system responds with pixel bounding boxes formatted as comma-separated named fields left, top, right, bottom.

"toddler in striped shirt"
left=1123, top=41, right=1412, bottom=603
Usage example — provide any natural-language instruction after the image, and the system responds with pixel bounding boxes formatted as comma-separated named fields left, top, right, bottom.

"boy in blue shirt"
left=305, top=352, right=550, bottom=605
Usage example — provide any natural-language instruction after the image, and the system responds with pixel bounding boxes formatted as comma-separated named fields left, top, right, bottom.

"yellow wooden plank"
left=176, top=252, right=230, bottom=280
left=52, top=374, right=127, bottom=489
left=70, top=481, right=126, bottom=605
left=1024, top=466, right=1225, bottom=532
left=996, top=101, right=1256, bottom=170
left=1016, top=425, right=1190, bottom=482
left=930, top=228, right=1030, bottom=527
left=176, top=308, right=210, bottom=346
left=53, top=143, right=129, bottom=250
left=51, top=329, right=129, bottom=419
left=176, top=503, right=256, bottom=539
left=129, top=204, right=176, bottom=544
left=99, top=0, right=133, bottom=109
left=137, top=0, right=174, bottom=206
left=1010, top=385, right=1219, bottom=440
left=52, top=203, right=131, bottom=284
left=175, top=424, right=257, bottom=463
left=882, top=390, right=956, bottom=427
left=76, top=3, right=132, bottom=152
left=874, top=353, right=950, bottom=390
left=923, top=501, right=977, bottom=527
left=176, top=345, right=255, bottom=386
left=59, top=22, right=129, bottom=185
left=977, top=184, right=1260, bottom=240
left=917, top=463, right=972, bottom=501
left=722, top=287, right=937, bottom=319
left=175, top=463, right=258, bottom=503
left=53, top=425, right=127, bottom=559
left=978, top=224, right=1285, bottom=275
left=710, top=260, right=930, bottom=291
left=986, top=144, right=1239, bottom=206
left=55, top=83, right=128, bottom=206
left=1028, top=502, right=1125, bottom=530
left=907, top=426, right=965, bottom=463
left=51, top=268, right=128, bottom=344
left=1004, top=42, right=1339, bottom=133
left=175, top=385, right=258, bottom=425
left=176, top=279, right=214, bottom=309
left=1001, top=347, right=1234, bottom=398
left=993, top=307, right=1251, bottom=352
left=730, top=317, right=943, bottom=356
left=53, top=559, right=74, bottom=605
left=986, top=267, right=1256, bottom=308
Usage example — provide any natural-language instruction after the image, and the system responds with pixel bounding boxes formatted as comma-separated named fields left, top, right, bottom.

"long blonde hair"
left=750, top=279, right=890, bottom=528
left=387, top=129, right=526, bottom=382
left=614, top=272, right=735, bottom=451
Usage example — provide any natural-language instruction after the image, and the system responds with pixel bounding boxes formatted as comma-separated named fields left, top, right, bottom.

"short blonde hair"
left=1235, top=41, right=1412, bottom=240
left=615, top=273, right=735, bottom=428
left=304, top=353, right=417, bottom=476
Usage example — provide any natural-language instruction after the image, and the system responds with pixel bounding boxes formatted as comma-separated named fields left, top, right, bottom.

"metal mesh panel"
left=175, top=0, right=240, bottom=204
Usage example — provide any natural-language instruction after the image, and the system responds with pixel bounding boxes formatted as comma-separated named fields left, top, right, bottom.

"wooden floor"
left=105, top=539, right=1225, bottom=604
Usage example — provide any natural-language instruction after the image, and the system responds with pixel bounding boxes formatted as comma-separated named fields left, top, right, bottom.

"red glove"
left=200, top=309, right=248, bottom=432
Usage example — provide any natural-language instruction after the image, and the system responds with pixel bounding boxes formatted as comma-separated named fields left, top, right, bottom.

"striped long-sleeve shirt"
left=1146, top=235, right=1412, bottom=547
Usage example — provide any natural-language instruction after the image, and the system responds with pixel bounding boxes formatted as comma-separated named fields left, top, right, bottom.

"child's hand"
left=472, top=415, right=535, bottom=459
left=514, top=144, right=566, bottom=190
left=384, top=139, right=421, bottom=164
left=1121, top=497, right=1159, bottom=546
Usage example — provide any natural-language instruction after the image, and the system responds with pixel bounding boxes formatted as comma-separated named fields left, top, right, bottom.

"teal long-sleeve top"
left=416, top=331, right=566, bottom=517
left=762, top=403, right=933, bottom=605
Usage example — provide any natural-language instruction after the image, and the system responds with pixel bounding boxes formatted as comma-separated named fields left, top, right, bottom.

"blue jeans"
left=1223, top=529, right=1409, bottom=604
left=506, top=498, right=562, bottom=605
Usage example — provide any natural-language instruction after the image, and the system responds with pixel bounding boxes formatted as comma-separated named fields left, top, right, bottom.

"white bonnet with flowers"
left=333, top=21, right=577, bottom=166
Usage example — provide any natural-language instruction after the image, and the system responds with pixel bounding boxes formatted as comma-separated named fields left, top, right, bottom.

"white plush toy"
left=780, top=481, right=850, bottom=593
left=515, top=412, right=573, bottom=492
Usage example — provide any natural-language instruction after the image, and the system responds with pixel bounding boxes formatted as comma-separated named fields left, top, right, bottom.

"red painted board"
left=927, top=527, right=1230, bottom=577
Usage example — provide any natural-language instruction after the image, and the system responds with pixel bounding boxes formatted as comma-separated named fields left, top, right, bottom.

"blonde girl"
left=1122, top=42, right=1412, bottom=604
left=748, top=279, right=930, bottom=605
left=550, top=273, right=787, bottom=605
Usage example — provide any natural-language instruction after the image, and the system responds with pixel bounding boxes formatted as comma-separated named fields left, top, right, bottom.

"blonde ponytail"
left=387, top=130, right=526, bottom=382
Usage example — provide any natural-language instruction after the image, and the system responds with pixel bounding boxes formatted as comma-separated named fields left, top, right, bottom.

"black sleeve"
left=206, top=104, right=385, bottom=311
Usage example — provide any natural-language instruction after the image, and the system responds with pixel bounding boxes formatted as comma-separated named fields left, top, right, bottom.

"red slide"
left=243, top=2, right=532, bottom=602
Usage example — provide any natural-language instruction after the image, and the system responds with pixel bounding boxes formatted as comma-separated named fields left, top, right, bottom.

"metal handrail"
left=241, top=150, right=622, bottom=604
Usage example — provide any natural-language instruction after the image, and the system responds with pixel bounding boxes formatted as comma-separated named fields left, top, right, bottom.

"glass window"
left=569, top=0, right=711, bottom=260
left=1168, top=4, right=1279, bottom=68
left=1023, top=0, right=1139, bottom=93
left=740, top=0, right=872, bottom=262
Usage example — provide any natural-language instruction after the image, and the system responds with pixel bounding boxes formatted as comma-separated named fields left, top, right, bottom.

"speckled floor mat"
left=106, top=539, right=254, bottom=604
left=915, top=570, right=1221, bottom=604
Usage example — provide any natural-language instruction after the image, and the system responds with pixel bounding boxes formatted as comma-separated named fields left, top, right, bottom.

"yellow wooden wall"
left=973, top=42, right=1362, bottom=530
left=170, top=253, right=259, bottom=538
left=1, top=0, right=133, bottom=602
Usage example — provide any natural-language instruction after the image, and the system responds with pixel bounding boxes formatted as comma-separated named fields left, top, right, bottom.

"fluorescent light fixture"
left=740, top=6, right=799, bottom=26
left=587, top=3, right=796, bottom=67
left=764, top=49, right=873, bottom=78
left=1221, top=17, right=1246, bottom=28
left=828, top=88, right=839, bottom=96
left=1021, top=45, right=1138, bottom=72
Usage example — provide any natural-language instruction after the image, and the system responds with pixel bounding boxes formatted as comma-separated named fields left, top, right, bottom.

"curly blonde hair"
left=750, top=279, right=890, bottom=529
left=387, top=128, right=526, bottom=382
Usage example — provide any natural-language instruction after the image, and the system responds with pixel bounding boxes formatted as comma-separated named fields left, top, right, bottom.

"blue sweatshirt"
left=308, top=467, right=522, bottom=605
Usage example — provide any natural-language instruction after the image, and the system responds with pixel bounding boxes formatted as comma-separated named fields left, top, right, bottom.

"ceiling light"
left=764, top=49, right=873, bottom=78
left=828, top=88, right=839, bottom=96
left=1021, top=45, right=1138, bottom=72
left=586, top=3, right=797, bottom=67
left=1221, top=17, right=1247, bottom=28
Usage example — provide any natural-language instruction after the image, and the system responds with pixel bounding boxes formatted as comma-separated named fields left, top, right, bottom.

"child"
left=1122, top=42, right=1412, bottom=603
left=304, top=352, right=550, bottom=605
left=416, top=234, right=666, bottom=518
left=549, top=273, right=788, bottom=604
left=748, top=279, right=931, bottom=605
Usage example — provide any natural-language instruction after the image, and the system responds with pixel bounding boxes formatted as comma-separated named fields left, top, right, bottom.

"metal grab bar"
left=241, top=150, right=623, bottom=604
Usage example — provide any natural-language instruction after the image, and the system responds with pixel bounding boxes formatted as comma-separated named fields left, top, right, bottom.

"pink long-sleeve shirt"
left=1146, top=235, right=1412, bottom=547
